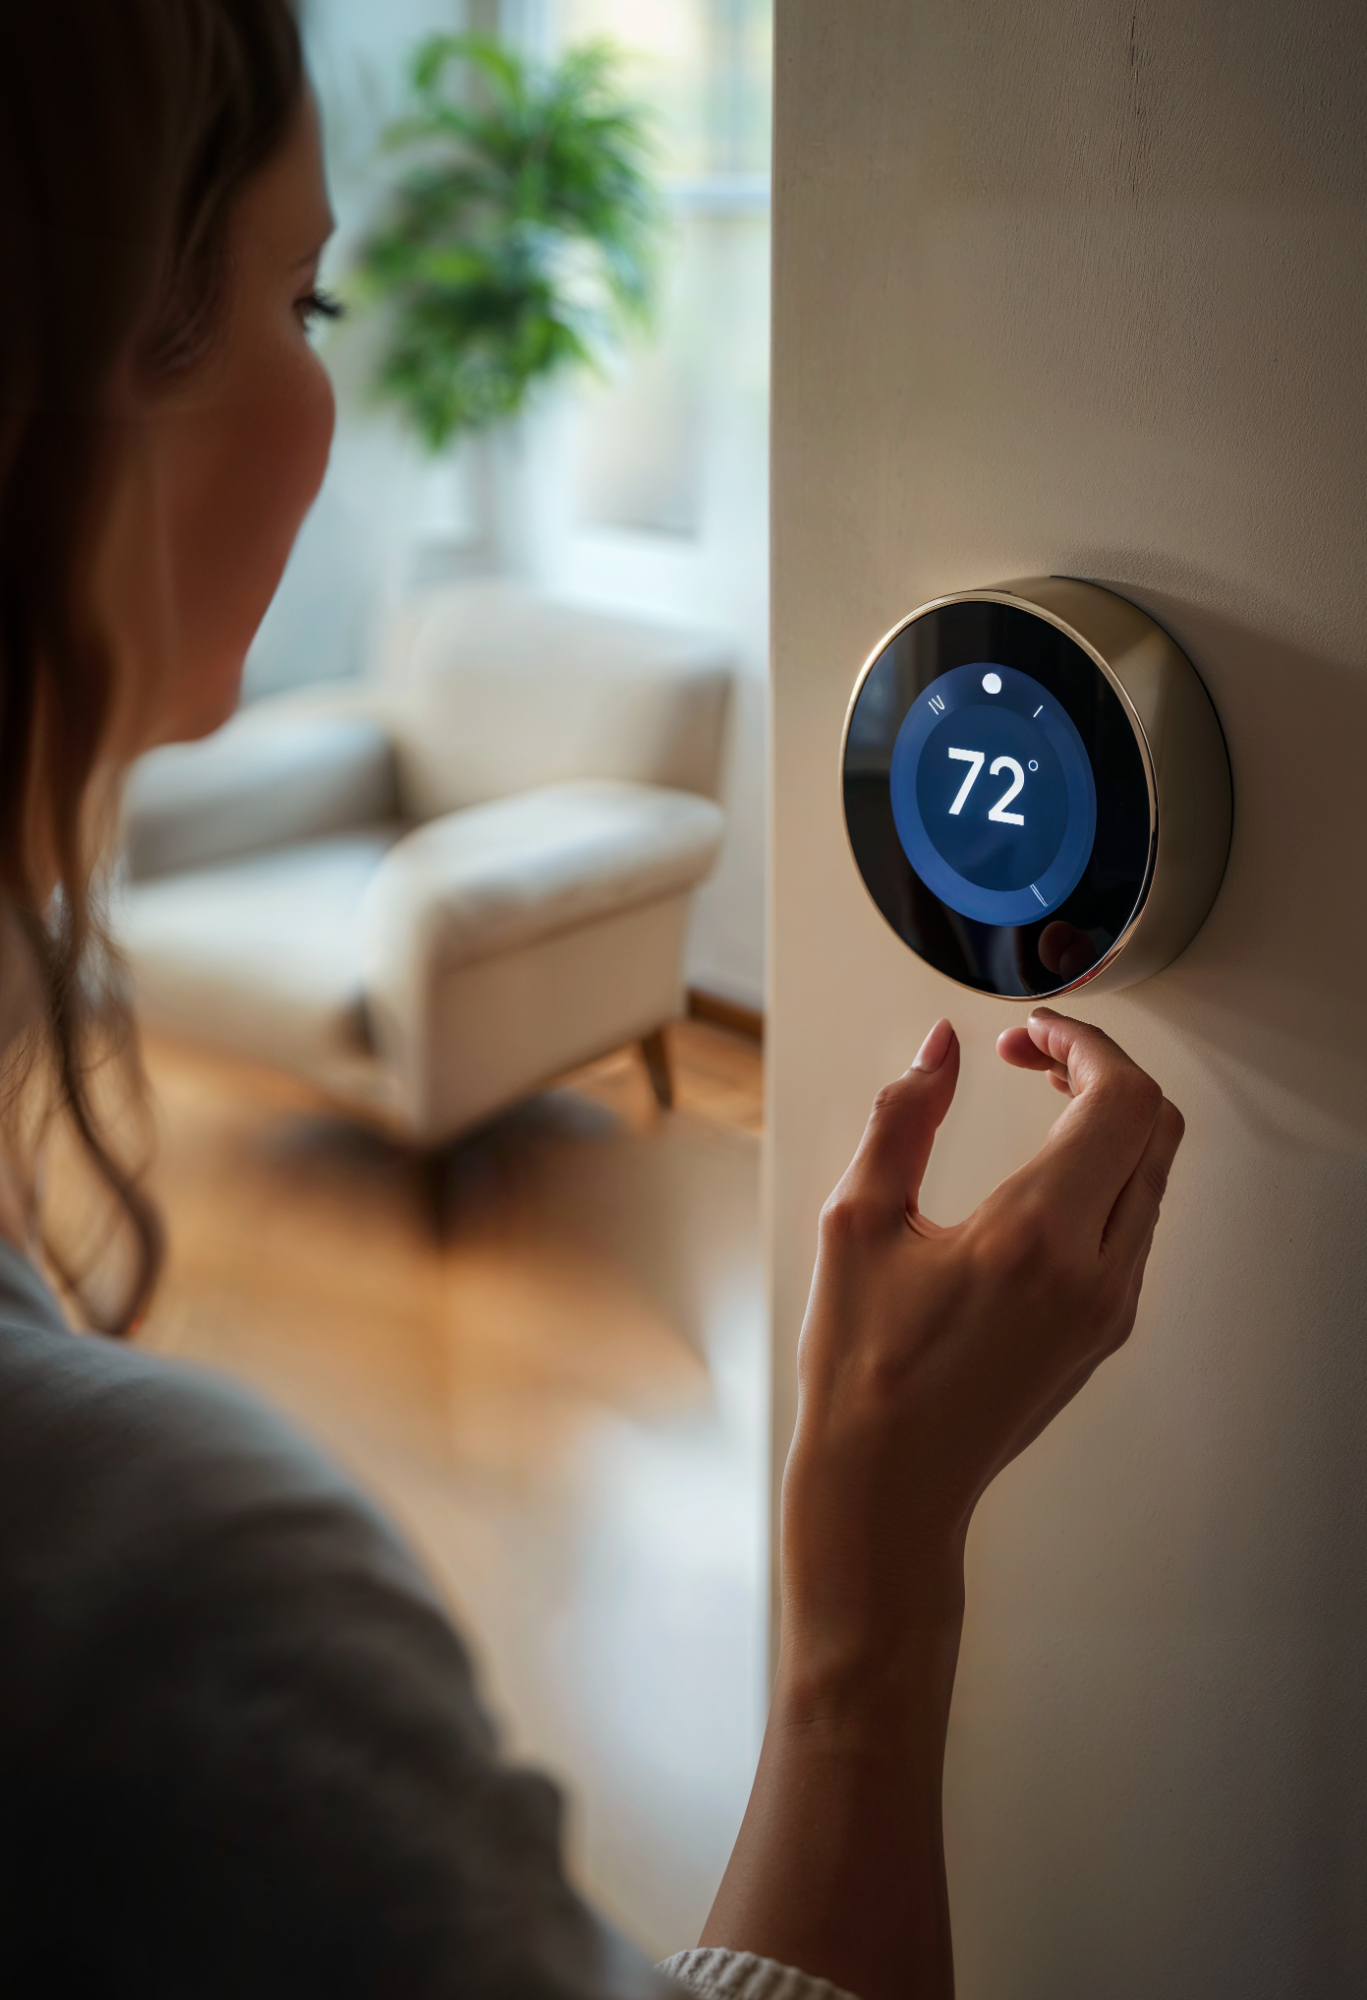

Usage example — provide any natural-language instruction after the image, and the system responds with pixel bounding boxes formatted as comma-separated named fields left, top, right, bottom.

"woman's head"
left=99, top=85, right=337, bottom=753
left=0, top=0, right=333, bottom=1329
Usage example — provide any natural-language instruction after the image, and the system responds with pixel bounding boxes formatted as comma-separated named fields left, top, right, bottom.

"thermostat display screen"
left=842, top=598, right=1153, bottom=999
left=889, top=662, right=1097, bottom=925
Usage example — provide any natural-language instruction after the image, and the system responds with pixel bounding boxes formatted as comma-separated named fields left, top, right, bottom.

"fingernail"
left=911, top=1018, right=953, bottom=1072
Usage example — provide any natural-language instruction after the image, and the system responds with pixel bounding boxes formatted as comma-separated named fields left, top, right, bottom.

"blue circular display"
left=889, top=662, right=1097, bottom=924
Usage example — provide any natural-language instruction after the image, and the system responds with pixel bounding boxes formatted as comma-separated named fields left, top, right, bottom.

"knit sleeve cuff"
left=657, top=1946, right=861, bottom=2000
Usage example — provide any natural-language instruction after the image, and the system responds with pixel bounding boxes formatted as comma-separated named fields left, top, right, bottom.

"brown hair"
left=0, top=1, right=304, bottom=1333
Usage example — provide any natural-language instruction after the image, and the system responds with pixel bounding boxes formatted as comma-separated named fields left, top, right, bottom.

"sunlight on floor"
left=136, top=1021, right=767, bottom=1958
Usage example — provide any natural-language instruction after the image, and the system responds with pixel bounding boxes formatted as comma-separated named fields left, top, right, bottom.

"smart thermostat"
left=841, top=578, right=1232, bottom=997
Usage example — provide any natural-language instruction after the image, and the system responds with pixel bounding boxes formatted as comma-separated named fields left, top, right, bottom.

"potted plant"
left=359, top=31, right=660, bottom=570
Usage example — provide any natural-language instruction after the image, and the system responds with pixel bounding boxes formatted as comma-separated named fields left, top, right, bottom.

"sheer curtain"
left=539, top=0, right=773, bottom=1012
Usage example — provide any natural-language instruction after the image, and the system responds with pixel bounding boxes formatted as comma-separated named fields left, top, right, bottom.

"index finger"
left=999, top=1009, right=1166, bottom=1238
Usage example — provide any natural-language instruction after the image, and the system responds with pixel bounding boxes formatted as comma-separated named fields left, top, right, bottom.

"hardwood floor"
left=561, top=1019, right=764, bottom=1136
left=135, top=1019, right=766, bottom=1960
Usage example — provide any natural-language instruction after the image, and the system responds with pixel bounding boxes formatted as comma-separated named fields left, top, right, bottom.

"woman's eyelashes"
left=296, top=286, right=344, bottom=328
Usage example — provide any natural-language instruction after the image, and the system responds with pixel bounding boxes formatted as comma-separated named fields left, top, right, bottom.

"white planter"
left=481, top=391, right=573, bottom=585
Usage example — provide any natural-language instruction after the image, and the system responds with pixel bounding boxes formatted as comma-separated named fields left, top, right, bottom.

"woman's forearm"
left=699, top=1574, right=965, bottom=2000
left=704, top=1013, right=1182, bottom=2000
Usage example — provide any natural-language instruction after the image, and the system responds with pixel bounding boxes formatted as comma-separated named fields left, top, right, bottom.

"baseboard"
left=686, top=987, right=764, bottom=1045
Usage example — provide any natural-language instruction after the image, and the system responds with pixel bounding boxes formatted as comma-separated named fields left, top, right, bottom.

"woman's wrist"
left=774, top=1549, right=967, bottom=1751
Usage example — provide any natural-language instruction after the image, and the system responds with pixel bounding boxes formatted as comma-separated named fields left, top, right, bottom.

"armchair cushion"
left=375, top=582, right=733, bottom=819
left=359, top=781, right=725, bottom=998
left=118, top=829, right=404, bottom=1072
left=123, top=709, right=399, bottom=881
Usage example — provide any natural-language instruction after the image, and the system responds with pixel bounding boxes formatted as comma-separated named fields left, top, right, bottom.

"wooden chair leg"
left=639, top=1028, right=674, bottom=1110
left=418, top=1144, right=450, bottom=1241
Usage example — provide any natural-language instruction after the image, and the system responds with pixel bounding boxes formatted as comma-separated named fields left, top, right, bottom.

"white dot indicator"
left=1029, top=760, right=1039, bottom=771
left=982, top=671, right=1002, bottom=694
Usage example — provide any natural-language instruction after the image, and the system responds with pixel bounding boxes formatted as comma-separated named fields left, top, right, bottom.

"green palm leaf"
left=358, top=31, right=661, bottom=449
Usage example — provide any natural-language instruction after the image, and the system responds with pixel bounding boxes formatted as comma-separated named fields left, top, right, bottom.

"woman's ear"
left=87, top=396, right=179, bottom=766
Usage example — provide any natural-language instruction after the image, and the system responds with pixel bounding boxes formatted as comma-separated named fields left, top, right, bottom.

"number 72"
left=947, top=747, right=1026, bottom=826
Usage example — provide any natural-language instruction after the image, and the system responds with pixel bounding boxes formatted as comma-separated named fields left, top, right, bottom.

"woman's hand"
left=702, top=1010, right=1183, bottom=2000
left=781, top=1008, right=1185, bottom=1687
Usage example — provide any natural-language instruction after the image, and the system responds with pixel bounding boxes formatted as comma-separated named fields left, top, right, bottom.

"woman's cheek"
left=160, top=339, right=335, bottom=743
left=237, top=337, right=334, bottom=620
left=288, top=344, right=336, bottom=528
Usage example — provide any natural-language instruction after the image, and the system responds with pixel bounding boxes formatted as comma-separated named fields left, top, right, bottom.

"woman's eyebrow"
left=292, top=236, right=334, bottom=271
left=294, top=216, right=337, bottom=266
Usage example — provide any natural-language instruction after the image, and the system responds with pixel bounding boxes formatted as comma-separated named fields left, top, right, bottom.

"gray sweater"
left=0, top=1241, right=851, bottom=2000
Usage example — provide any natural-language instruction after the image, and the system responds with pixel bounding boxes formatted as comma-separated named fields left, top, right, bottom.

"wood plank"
left=686, top=987, right=764, bottom=1046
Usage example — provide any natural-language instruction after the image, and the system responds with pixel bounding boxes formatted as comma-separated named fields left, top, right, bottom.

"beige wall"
left=769, top=2, right=1367, bottom=1992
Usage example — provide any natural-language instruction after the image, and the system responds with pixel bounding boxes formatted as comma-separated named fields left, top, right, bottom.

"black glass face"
left=843, top=600, right=1154, bottom=998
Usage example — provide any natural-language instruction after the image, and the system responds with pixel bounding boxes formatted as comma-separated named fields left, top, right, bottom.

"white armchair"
left=117, top=581, right=732, bottom=1145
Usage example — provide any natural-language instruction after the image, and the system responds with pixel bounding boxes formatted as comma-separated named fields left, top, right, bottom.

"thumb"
left=836, top=1020, right=960, bottom=1223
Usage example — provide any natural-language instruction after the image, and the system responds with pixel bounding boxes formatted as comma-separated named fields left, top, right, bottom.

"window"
left=555, top=0, right=772, bottom=541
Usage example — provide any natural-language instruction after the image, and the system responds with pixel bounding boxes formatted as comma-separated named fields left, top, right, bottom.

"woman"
left=0, top=5, right=1185, bottom=1997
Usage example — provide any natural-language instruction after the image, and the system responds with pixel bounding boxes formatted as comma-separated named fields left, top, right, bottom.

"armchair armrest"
left=360, top=779, right=725, bottom=995
left=356, top=781, right=724, bottom=1128
left=122, top=701, right=400, bottom=880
